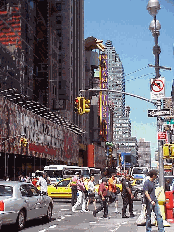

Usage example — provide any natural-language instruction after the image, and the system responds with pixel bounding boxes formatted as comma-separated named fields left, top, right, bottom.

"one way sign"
left=148, top=109, right=171, bottom=117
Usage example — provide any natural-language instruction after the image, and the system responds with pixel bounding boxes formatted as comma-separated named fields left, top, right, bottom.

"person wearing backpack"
left=93, top=177, right=108, bottom=218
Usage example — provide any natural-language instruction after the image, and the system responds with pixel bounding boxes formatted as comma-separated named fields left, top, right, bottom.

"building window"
left=59, top=59, right=61, bottom=63
left=56, top=3, right=61, bottom=11
left=57, top=29, right=61, bottom=37
left=71, top=56, right=72, bottom=65
left=59, top=42, right=61, bottom=50
left=59, top=81, right=61, bottom=89
left=56, top=16, right=61, bottom=24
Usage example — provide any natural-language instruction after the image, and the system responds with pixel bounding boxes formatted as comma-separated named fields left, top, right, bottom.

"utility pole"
left=147, top=0, right=171, bottom=188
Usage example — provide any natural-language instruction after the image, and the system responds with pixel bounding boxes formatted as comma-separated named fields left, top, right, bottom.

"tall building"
left=104, top=40, right=138, bottom=167
left=104, top=40, right=126, bottom=144
left=0, top=0, right=86, bottom=179
left=0, top=0, right=35, bottom=97
left=137, top=138, right=151, bottom=168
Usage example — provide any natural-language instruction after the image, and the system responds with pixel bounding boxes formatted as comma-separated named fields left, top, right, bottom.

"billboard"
left=99, top=54, right=109, bottom=141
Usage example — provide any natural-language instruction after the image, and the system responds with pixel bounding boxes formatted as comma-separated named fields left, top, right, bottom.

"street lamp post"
left=147, top=0, right=164, bottom=187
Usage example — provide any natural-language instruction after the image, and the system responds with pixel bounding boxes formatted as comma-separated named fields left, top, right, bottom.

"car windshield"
left=0, top=185, right=13, bottom=196
left=133, top=168, right=147, bottom=175
left=45, top=170, right=63, bottom=178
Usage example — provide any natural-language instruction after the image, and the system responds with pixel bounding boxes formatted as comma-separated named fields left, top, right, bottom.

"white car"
left=0, top=181, right=53, bottom=230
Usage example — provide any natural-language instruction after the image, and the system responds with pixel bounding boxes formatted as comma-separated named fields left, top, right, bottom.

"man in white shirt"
left=37, top=173, right=47, bottom=195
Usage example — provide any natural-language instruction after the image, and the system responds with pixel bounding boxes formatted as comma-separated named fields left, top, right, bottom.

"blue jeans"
left=146, top=201, right=164, bottom=232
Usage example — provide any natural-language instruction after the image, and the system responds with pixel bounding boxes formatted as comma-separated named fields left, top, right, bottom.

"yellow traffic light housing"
left=79, top=97, right=84, bottom=115
left=170, top=145, right=174, bottom=157
left=74, top=97, right=80, bottom=113
left=20, top=137, right=24, bottom=147
left=23, top=138, right=28, bottom=147
left=74, top=97, right=90, bottom=115
left=84, top=99, right=90, bottom=114
left=163, top=144, right=170, bottom=158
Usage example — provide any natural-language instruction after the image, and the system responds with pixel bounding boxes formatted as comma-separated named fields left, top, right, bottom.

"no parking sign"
left=150, top=77, right=165, bottom=100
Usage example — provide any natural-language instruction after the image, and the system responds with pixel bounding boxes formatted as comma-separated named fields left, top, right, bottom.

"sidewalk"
left=137, top=221, right=174, bottom=232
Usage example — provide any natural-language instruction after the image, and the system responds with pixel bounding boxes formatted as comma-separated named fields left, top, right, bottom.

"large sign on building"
left=99, top=54, right=109, bottom=141
left=0, top=96, right=79, bottom=164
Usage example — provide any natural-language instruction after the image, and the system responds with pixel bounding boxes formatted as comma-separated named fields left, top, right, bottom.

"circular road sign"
left=151, top=79, right=164, bottom=92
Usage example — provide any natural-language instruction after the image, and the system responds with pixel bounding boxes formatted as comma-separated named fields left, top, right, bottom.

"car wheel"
left=45, top=204, right=52, bottom=222
left=16, top=209, right=26, bottom=230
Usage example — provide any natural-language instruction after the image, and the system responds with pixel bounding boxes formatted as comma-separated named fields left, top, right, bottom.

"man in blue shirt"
left=143, top=169, right=164, bottom=232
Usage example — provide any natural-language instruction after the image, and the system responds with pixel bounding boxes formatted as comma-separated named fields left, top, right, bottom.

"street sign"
left=150, top=77, right=165, bottom=100
left=148, top=109, right=171, bottom=117
left=166, top=119, right=174, bottom=124
left=158, top=132, right=166, bottom=140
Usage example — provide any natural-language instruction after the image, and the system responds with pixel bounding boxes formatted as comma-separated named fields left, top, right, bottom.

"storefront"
left=0, top=96, right=79, bottom=179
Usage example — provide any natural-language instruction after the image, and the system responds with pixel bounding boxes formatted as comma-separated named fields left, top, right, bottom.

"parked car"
left=0, top=181, right=53, bottom=230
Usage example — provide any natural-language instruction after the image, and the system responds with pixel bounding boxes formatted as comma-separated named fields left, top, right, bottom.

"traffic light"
left=20, top=137, right=24, bottom=147
left=163, top=144, right=170, bottom=158
left=20, top=137, right=28, bottom=147
left=119, top=154, right=121, bottom=165
left=74, top=98, right=80, bottom=113
left=23, top=138, right=28, bottom=147
left=79, top=97, right=84, bottom=115
left=170, top=145, right=174, bottom=157
left=108, top=146, right=113, bottom=155
left=74, top=97, right=90, bottom=115
left=84, top=99, right=90, bottom=114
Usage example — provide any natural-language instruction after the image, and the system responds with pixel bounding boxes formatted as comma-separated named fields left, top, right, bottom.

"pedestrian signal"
left=163, top=144, right=170, bottom=158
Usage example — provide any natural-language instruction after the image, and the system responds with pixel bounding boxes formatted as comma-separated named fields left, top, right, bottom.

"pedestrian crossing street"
left=38, top=204, right=140, bottom=232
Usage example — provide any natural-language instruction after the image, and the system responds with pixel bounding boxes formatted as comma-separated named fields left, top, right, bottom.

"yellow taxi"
left=47, top=178, right=72, bottom=199
left=131, top=178, right=144, bottom=186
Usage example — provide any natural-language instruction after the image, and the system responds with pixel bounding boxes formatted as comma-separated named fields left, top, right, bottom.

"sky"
left=84, top=0, right=174, bottom=165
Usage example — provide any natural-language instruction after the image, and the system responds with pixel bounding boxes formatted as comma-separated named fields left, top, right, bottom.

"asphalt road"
left=2, top=195, right=173, bottom=232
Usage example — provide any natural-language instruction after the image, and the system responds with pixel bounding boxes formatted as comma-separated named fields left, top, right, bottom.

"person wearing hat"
left=93, top=177, right=108, bottom=218
left=70, top=172, right=79, bottom=206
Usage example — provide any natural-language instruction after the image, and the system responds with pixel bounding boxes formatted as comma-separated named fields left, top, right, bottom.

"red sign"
left=151, top=79, right=164, bottom=92
left=158, top=132, right=166, bottom=140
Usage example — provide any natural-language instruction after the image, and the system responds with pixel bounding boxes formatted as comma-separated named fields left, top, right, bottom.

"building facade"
left=137, top=138, right=151, bottom=168
left=104, top=40, right=125, bottom=145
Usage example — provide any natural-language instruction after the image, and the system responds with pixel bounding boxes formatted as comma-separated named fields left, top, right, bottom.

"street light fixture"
left=147, top=0, right=160, bottom=16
